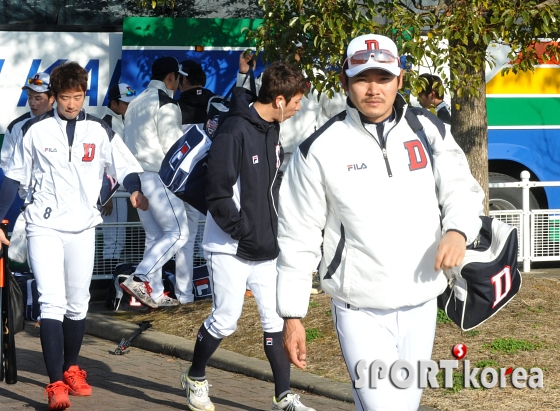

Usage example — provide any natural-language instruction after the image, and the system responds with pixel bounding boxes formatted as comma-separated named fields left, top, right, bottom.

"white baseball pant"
left=26, top=224, right=95, bottom=322
left=331, top=297, right=437, bottom=411
left=203, top=252, right=284, bottom=339
left=135, top=171, right=189, bottom=299
left=173, top=201, right=200, bottom=303
left=101, top=196, right=128, bottom=259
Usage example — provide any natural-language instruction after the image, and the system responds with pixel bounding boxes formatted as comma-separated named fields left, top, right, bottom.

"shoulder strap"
left=240, top=65, right=257, bottom=96
left=215, top=66, right=254, bottom=108
left=404, top=108, right=434, bottom=171
left=206, top=95, right=226, bottom=114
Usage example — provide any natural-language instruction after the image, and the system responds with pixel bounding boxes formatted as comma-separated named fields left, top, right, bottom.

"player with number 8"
left=0, top=62, right=148, bottom=410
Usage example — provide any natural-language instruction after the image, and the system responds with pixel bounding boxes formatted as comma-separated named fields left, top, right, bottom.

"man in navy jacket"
left=180, top=62, right=315, bottom=411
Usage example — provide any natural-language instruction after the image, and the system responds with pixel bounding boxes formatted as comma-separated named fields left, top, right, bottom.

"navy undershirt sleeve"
left=122, top=173, right=142, bottom=195
left=447, top=228, right=467, bottom=241
left=0, top=177, right=21, bottom=221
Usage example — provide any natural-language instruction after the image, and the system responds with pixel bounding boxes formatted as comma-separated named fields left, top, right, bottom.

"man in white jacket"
left=0, top=62, right=148, bottom=411
left=121, top=57, right=192, bottom=308
left=99, top=83, right=136, bottom=272
left=276, top=34, right=484, bottom=411
left=1, top=72, right=55, bottom=172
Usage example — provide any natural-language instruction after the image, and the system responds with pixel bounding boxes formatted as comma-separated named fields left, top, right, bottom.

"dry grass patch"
left=111, top=275, right=560, bottom=411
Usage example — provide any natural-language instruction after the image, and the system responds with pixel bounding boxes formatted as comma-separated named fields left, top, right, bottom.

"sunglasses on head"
left=120, top=90, right=136, bottom=97
left=27, top=78, right=49, bottom=86
left=347, top=49, right=399, bottom=68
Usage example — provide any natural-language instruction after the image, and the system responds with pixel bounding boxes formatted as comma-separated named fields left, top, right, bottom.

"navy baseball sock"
left=263, top=331, right=291, bottom=399
left=62, top=317, right=86, bottom=371
left=40, top=318, right=65, bottom=383
left=189, top=325, right=222, bottom=380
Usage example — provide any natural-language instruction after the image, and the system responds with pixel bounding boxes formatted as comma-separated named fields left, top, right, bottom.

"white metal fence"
left=489, top=170, right=560, bottom=272
left=92, top=220, right=206, bottom=280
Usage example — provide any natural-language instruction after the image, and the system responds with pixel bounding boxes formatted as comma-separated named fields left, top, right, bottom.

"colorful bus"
left=486, top=41, right=560, bottom=210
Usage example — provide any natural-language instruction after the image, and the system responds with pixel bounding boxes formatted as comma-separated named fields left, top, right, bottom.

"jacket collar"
left=105, top=107, right=123, bottom=122
left=229, top=87, right=276, bottom=133
left=54, top=108, right=86, bottom=125
left=148, top=79, right=175, bottom=98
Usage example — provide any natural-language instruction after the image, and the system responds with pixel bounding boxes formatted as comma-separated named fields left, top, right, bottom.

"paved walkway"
left=2, top=323, right=355, bottom=411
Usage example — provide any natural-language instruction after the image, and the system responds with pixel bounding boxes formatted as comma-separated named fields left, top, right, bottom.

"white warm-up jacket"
left=102, top=107, right=125, bottom=140
left=6, top=109, right=143, bottom=232
left=123, top=80, right=183, bottom=172
left=1, top=112, right=34, bottom=173
left=276, top=95, right=484, bottom=317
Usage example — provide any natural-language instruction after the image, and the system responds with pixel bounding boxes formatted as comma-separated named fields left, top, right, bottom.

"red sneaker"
left=44, top=381, right=71, bottom=410
left=63, top=365, right=92, bottom=396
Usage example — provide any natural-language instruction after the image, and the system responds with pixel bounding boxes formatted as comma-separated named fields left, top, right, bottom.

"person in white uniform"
left=1, top=72, right=55, bottom=172
left=99, top=83, right=136, bottom=272
left=1, top=72, right=56, bottom=265
left=0, top=62, right=148, bottom=411
left=276, top=34, right=484, bottom=411
left=121, top=57, right=193, bottom=308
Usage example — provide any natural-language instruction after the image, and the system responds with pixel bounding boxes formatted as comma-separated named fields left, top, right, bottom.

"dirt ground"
left=112, top=275, right=560, bottom=411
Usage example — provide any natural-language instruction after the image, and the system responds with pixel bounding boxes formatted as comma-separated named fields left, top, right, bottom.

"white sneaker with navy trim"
left=180, top=371, right=215, bottom=411
left=271, top=393, right=316, bottom=411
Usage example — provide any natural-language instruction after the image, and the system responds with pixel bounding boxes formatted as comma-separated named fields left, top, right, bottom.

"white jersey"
left=1, top=112, right=34, bottom=173
left=102, top=107, right=125, bottom=140
left=5, top=109, right=143, bottom=232
left=276, top=97, right=484, bottom=317
left=102, top=107, right=128, bottom=193
left=123, top=80, right=183, bottom=172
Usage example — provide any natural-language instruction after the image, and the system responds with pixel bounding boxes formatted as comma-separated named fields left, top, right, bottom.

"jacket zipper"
left=265, top=126, right=280, bottom=257
left=363, top=126, right=393, bottom=177
left=381, top=147, right=392, bottom=177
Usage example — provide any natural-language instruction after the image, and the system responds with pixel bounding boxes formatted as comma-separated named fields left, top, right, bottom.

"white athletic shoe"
left=119, top=276, right=158, bottom=309
left=180, top=371, right=215, bottom=411
left=271, top=393, right=316, bottom=411
left=154, top=293, right=180, bottom=307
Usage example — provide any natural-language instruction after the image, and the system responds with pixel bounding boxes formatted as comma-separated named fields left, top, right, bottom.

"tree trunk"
left=451, top=64, right=490, bottom=215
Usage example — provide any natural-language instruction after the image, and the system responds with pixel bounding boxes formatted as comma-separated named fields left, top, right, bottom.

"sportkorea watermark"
left=354, top=343, right=543, bottom=390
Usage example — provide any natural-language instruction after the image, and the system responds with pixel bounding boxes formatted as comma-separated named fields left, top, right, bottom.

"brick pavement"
left=1, top=323, right=356, bottom=411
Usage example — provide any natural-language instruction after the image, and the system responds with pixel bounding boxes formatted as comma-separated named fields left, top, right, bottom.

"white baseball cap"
left=22, top=72, right=50, bottom=93
left=345, top=34, right=401, bottom=77
left=108, top=83, right=136, bottom=103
